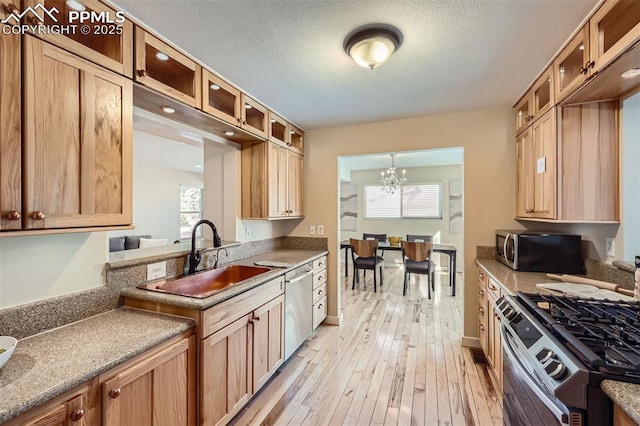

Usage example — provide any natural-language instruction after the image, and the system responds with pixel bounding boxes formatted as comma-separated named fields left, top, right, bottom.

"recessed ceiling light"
left=270, top=118, right=276, bottom=123
left=622, top=68, right=640, bottom=79
left=156, top=52, right=170, bottom=61
left=162, top=106, right=175, bottom=114
left=66, top=0, right=86, bottom=11
left=578, top=44, right=585, bottom=51
left=245, top=104, right=252, bottom=109
left=224, top=130, right=234, bottom=136
left=210, top=83, right=221, bottom=90
left=290, top=130, right=295, bottom=134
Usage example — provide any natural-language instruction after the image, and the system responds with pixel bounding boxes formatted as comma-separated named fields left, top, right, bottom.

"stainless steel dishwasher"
left=284, top=262, right=313, bottom=360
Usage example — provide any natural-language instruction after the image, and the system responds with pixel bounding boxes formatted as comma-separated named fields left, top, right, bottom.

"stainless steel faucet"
left=186, top=219, right=222, bottom=275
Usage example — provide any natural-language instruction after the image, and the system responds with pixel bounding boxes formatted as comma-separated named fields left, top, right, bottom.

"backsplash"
left=0, top=236, right=328, bottom=340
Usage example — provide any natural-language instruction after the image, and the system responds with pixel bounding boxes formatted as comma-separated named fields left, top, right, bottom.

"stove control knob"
left=545, top=361, right=567, bottom=380
left=504, top=308, right=518, bottom=321
left=536, top=348, right=554, bottom=363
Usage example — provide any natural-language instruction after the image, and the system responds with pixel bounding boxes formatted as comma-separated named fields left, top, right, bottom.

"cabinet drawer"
left=313, top=282, right=327, bottom=305
left=313, top=269, right=326, bottom=289
left=313, top=256, right=327, bottom=272
left=202, top=276, right=284, bottom=338
left=313, top=296, right=327, bottom=330
left=487, top=278, right=502, bottom=302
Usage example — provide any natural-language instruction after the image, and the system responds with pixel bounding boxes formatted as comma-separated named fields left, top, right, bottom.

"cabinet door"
left=590, top=0, right=640, bottom=74
left=514, top=94, right=531, bottom=136
left=252, top=295, right=285, bottom=392
left=135, top=27, right=201, bottom=107
left=554, top=25, right=590, bottom=102
left=268, top=142, right=288, bottom=218
left=288, top=125, right=304, bottom=155
left=530, top=68, right=554, bottom=123
left=24, top=37, right=132, bottom=229
left=22, top=0, right=133, bottom=77
left=22, top=395, right=85, bottom=426
left=201, top=314, right=252, bottom=426
left=492, top=307, right=503, bottom=392
left=202, top=69, right=240, bottom=126
left=531, top=109, right=557, bottom=219
left=240, top=94, right=268, bottom=139
left=102, top=337, right=193, bottom=426
left=268, top=111, right=290, bottom=147
left=0, top=27, right=21, bottom=230
left=0, top=0, right=19, bottom=22
left=515, top=128, right=533, bottom=218
left=287, top=150, right=304, bottom=217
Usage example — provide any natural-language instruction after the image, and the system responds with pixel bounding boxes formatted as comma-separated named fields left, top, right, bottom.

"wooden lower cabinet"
left=613, top=403, right=636, bottom=426
left=23, top=36, right=132, bottom=230
left=201, top=294, right=285, bottom=426
left=101, top=336, right=195, bottom=426
left=20, top=395, right=87, bottom=426
left=477, top=267, right=503, bottom=394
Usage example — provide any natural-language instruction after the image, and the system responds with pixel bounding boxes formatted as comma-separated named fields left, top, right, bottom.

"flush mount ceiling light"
left=210, top=83, right=221, bottom=90
left=344, top=25, right=403, bottom=70
left=155, top=52, right=169, bottom=61
left=162, top=106, right=175, bottom=114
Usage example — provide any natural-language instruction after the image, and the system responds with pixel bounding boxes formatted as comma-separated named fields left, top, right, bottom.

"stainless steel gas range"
left=496, top=292, right=640, bottom=426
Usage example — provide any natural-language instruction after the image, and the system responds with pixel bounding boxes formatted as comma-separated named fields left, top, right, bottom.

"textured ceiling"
left=112, top=0, right=598, bottom=129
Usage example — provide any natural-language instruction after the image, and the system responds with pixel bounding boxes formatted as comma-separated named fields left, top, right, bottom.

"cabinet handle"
left=242, top=120, right=248, bottom=125
left=479, top=290, right=484, bottom=297
left=70, top=409, right=85, bottom=422
left=489, top=284, right=497, bottom=291
left=586, top=60, right=595, bottom=69
left=479, top=272, right=485, bottom=279
left=5, top=211, right=20, bottom=221
left=2, top=3, right=18, bottom=14
left=479, top=324, right=485, bottom=331
left=479, top=306, right=485, bottom=314
left=318, top=262, right=324, bottom=267
left=317, top=289, right=324, bottom=295
left=249, top=315, right=261, bottom=324
left=318, top=304, right=323, bottom=310
left=31, top=211, right=45, bottom=220
left=136, top=69, right=147, bottom=77
left=580, top=66, right=588, bottom=75
left=109, top=388, right=121, bottom=399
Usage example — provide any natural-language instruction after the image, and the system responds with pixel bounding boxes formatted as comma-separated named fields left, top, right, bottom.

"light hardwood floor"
left=232, top=263, right=501, bottom=426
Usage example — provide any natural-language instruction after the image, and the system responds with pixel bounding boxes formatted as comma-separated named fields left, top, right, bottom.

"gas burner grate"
left=518, top=292, right=640, bottom=378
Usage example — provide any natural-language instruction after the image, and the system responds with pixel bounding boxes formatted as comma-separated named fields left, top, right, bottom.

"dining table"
left=340, top=240, right=458, bottom=296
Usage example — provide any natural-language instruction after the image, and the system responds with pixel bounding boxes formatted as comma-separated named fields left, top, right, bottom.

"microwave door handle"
left=502, top=327, right=569, bottom=425
left=503, top=233, right=510, bottom=262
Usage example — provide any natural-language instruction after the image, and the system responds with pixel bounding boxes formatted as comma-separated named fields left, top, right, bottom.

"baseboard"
left=324, top=313, right=343, bottom=326
left=462, top=336, right=481, bottom=348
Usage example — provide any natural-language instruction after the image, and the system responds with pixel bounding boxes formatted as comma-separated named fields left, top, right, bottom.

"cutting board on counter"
left=536, top=283, right=636, bottom=301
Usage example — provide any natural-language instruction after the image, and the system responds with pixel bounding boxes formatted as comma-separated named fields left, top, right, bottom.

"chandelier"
left=379, top=154, right=407, bottom=193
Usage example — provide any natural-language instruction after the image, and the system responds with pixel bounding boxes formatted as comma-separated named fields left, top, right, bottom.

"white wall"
left=341, top=164, right=464, bottom=266
left=0, top=233, right=108, bottom=308
left=110, top=162, right=203, bottom=242
left=622, top=93, right=640, bottom=261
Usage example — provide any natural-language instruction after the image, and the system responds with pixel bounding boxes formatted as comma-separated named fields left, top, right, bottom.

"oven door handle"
left=502, top=326, right=569, bottom=425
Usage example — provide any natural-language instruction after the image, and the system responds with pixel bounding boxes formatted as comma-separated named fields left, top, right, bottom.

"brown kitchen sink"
left=138, top=265, right=271, bottom=298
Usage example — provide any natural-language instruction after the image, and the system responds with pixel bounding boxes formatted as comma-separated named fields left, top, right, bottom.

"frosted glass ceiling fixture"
left=344, top=25, right=403, bottom=70
left=380, top=154, right=407, bottom=193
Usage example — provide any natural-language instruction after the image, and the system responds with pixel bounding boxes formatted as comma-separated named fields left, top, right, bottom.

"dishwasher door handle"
left=286, top=270, right=313, bottom=284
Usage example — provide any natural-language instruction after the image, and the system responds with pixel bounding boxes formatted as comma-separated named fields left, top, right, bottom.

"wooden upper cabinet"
left=268, top=142, right=288, bottom=218
left=515, top=128, right=533, bottom=218
left=589, top=0, right=640, bottom=74
left=202, top=69, right=241, bottom=126
left=0, top=28, right=21, bottom=231
left=268, top=111, right=289, bottom=147
left=23, top=37, right=132, bottom=230
left=21, top=0, right=133, bottom=77
left=554, top=25, right=590, bottom=102
left=102, top=336, right=194, bottom=426
left=287, top=151, right=304, bottom=217
left=240, top=94, right=268, bottom=139
left=0, top=0, right=18, bottom=22
left=289, top=125, right=304, bottom=155
left=515, top=68, right=554, bottom=135
left=134, top=27, right=201, bottom=108
left=531, top=109, right=557, bottom=220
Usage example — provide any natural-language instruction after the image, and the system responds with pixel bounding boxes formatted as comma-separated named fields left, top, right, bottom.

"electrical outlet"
left=309, top=225, right=316, bottom=235
left=245, top=227, right=252, bottom=241
left=147, top=261, right=166, bottom=281
left=606, top=238, right=615, bottom=257
left=317, top=225, right=325, bottom=236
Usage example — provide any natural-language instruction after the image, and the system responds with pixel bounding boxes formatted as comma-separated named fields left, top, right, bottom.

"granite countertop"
left=602, top=380, right=640, bottom=424
left=120, top=249, right=328, bottom=310
left=0, top=307, right=194, bottom=424
left=475, top=258, right=554, bottom=295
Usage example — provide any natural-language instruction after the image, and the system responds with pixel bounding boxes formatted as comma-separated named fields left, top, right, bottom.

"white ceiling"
left=112, top=0, right=598, bottom=129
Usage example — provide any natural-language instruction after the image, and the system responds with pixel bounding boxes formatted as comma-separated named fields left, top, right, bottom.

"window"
left=180, top=185, right=203, bottom=239
left=364, top=183, right=442, bottom=219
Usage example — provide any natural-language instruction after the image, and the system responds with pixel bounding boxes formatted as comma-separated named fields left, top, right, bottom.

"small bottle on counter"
left=635, top=256, right=640, bottom=300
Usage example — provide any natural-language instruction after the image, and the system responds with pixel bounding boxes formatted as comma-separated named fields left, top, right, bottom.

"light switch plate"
left=147, top=261, right=167, bottom=281
left=317, top=225, right=325, bottom=236
left=606, top=238, right=615, bottom=257
left=309, top=225, right=316, bottom=235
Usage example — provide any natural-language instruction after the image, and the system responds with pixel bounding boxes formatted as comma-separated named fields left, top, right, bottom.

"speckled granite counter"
left=0, top=308, right=194, bottom=424
left=121, top=249, right=328, bottom=310
left=602, top=380, right=640, bottom=424
left=475, top=258, right=554, bottom=295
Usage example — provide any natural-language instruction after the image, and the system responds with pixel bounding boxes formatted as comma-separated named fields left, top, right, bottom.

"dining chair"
left=406, top=234, right=433, bottom=243
left=401, top=240, right=434, bottom=298
left=363, top=233, right=388, bottom=258
left=350, top=238, right=384, bottom=292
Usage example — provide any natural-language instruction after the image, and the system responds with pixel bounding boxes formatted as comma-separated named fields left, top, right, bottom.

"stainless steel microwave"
left=496, top=230, right=584, bottom=274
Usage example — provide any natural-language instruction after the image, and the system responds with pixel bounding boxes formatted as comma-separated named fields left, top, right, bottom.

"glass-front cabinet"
left=514, top=96, right=530, bottom=136
left=514, top=67, right=554, bottom=135
left=240, top=94, right=268, bottom=139
left=554, top=26, right=590, bottom=101
left=202, top=69, right=240, bottom=126
left=22, top=0, right=133, bottom=77
left=134, top=27, right=201, bottom=108
left=590, top=0, right=640, bottom=73
left=289, top=125, right=304, bottom=155
left=268, top=111, right=289, bottom=147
